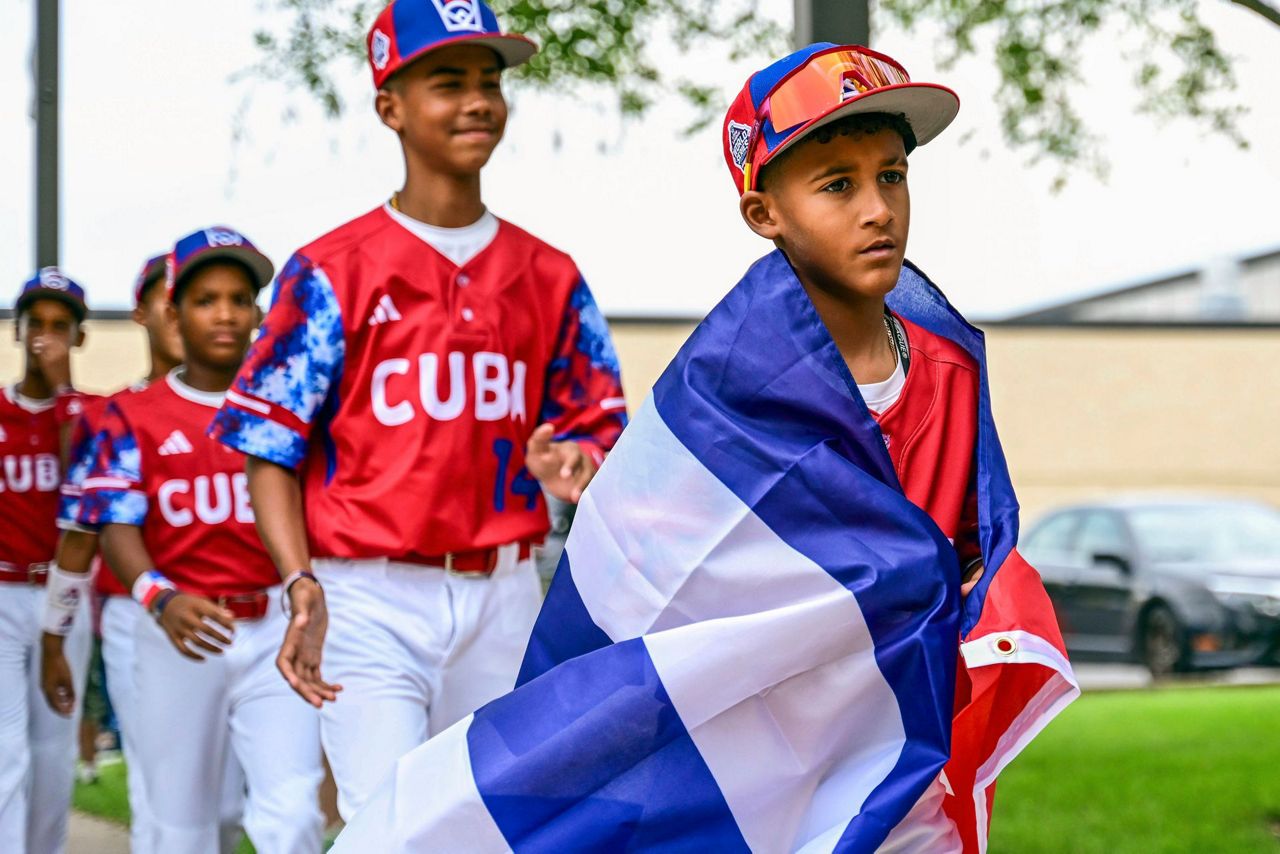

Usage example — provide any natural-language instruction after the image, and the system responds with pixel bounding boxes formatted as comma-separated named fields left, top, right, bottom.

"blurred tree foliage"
left=251, top=0, right=1276, bottom=182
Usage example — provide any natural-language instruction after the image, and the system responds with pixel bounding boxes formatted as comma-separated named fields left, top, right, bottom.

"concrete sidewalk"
left=68, top=811, right=129, bottom=853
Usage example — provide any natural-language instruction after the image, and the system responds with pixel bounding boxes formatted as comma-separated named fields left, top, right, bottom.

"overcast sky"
left=2, top=0, right=1277, bottom=318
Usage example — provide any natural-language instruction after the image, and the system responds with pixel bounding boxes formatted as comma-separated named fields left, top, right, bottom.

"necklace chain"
left=883, top=315, right=898, bottom=367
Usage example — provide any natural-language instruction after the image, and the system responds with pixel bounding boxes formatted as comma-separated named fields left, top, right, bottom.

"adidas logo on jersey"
left=158, top=430, right=195, bottom=456
left=368, top=294, right=403, bottom=327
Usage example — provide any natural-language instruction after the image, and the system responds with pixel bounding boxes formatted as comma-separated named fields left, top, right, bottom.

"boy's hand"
left=277, top=581, right=341, bottom=707
left=961, top=561, right=985, bottom=598
left=159, top=594, right=235, bottom=660
left=525, top=423, right=597, bottom=504
left=39, top=633, right=77, bottom=716
left=30, top=334, right=72, bottom=390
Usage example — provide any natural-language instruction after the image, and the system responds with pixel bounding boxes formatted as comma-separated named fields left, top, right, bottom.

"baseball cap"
left=167, top=227, right=275, bottom=302
left=367, top=0, right=537, bottom=90
left=15, top=267, right=88, bottom=322
left=132, top=254, right=168, bottom=306
left=723, top=43, right=960, bottom=195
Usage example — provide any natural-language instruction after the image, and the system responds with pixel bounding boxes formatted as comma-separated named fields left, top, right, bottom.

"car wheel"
left=1141, top=605, right=1186, bottom=678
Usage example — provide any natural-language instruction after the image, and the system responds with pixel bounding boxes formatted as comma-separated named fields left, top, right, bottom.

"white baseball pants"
left=314, top=547, right=543, bottom=820
left=101, top=595, right=248, bottom=854
left=131, top=590, right=323, bottom=854
left=0, top=583, right=90, bottom=854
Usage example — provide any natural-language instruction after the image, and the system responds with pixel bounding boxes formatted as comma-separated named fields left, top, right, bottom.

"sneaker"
left=75, top=761, right=98, bottom=785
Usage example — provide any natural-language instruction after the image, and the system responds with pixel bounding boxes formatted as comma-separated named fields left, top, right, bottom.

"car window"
left=1022, top=512, right=1080, bottom=564
left=1076, top=512, right=1129, bottom=560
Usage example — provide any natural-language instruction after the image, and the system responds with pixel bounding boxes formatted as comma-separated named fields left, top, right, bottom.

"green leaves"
left=249, top=0, right=1265, bottom=186
left=877, top=0, right=1254, bottom=187
left=249, top=0, right=786, bottom=132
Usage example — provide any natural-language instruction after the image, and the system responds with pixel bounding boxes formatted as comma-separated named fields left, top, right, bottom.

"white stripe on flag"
left=568, top=396, right=906, bottom=852
left=329, top=714, right=511, bottom=854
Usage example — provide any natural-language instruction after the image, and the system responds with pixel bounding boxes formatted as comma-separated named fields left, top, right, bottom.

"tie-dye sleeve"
left=58, top=409, right=101, bottom=533
left=78, top=402, right=148, bottom=528
left=538, top=276, right=628, bottom=465
left=209, top=253, right=346, bottom=469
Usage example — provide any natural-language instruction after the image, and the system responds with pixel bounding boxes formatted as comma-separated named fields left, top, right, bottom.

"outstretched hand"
left=277, top=581, right=342, bottom=707
left=524, top=423, right=598, bottom=503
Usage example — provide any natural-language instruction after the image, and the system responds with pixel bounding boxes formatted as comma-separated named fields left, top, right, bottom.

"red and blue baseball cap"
left=15, top=267, right=88, bottom=322
left=132, top=254, right=168, bottom=306
left=367, top=0, right=537, bottom=90
left=723, top=43, right=959, bottom=195
left=166, top=227, right=275, bottom=302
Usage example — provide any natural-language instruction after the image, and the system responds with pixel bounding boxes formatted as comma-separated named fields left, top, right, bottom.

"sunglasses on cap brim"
left=744, top=47, right=913, bottom=192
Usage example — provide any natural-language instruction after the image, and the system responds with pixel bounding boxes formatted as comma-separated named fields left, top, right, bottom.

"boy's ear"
left=164, top=300, right=179, bottom=328
left=74, top=324, right=86, bottom=349
left=375, top=87, right=403, bottom=134
left=739, top=190, right=781, bottom=241
left=131, top=305, right=146, bottom=328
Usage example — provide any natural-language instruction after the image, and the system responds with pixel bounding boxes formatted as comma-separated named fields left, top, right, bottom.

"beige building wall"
left=7, top=320, right=1278, bottom=525
left=616, top=322, right=1280, bottom=523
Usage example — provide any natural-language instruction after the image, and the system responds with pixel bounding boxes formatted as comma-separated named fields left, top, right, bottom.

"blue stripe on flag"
left=469, top=638, right=749, bottom=852
left=516, top=551, right=612, bottom=687
left=651, top=251, right=959, bottom=849
left=887, top=261, right=1020, bottom=635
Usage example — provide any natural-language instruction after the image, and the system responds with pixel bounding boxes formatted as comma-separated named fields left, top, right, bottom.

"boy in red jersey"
left=81, top=228, right=323, bottom=854
left=39, top=253, right=223, bottom=854
left=210, top=0, right=628, bottom=820
left=0, top=268, right=89, bottom=854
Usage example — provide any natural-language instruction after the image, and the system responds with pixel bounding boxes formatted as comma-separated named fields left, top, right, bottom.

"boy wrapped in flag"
left=333, top=43, right=1078, bottom=853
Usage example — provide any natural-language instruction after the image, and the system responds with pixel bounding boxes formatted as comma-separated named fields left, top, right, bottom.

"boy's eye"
left=821, top=177, right=852, bottom=193
left=880, top=170, right=906, bottom=184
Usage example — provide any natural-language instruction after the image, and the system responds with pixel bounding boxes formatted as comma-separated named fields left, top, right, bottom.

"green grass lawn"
left=75, top=685, right=1280, bottom=852
left=990, top=685, right=1280, bottom=853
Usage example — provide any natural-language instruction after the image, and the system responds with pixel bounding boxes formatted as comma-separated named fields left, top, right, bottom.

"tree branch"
left=1227, top=0, right=1280, bottom=27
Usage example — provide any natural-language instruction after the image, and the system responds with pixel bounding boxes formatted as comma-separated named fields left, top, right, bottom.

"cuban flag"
left=333, top=251, right=1078, bottom=853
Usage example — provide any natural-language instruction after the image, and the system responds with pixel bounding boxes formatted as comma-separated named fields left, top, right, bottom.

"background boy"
left=39, top=252, right=218, bottom=854
left=210, top=0, right=629, bottom=821
left=80, top=228, right=323, bottom=854
left=0, top=269, right=89, bottom=854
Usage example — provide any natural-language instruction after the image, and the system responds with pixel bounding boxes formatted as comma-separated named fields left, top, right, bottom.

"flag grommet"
left=993, top=637, right=1018, bottom=656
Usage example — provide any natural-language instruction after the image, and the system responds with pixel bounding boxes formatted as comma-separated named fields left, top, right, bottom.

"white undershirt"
left=384, top=204, right=499, bottom=267
left=4, top=384, right=55, bottom=413
left=858, top=355, right=906, bottom=415
left=166, top=368, right=226, bottom=409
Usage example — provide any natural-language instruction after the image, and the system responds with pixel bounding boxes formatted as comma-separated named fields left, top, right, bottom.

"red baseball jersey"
left=79, top=373, right=277, bottom=598
left=210, top=207, right=628, bottom=563
left=0, top=385, right=64, bottom=568
left=876, top=314, right=981, bottom=566
left=61, top=386, right=149, bottom=596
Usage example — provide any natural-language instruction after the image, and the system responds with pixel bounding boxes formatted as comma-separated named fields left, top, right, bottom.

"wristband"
left=132, top=570, right=177, bottom=612
left=151, top=589, right=178, bottom=618
left=281, top=570, right=319, bottom=617
left=40, top=564, right=91, bottom=636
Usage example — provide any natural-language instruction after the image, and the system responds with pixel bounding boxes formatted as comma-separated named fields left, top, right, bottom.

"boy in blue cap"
left=211, top=0, right=628, bottom=823
left=0, top=268, right=90, bottom=854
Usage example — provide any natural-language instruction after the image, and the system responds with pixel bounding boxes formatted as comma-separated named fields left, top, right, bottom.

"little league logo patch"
left=38, top=267, right=70, bottom=291
left=204, top=227, right=244, bottom=248
left=431, top=0, right=484, bottom=33
left=371, top=29, right=391, bottom=70
left=727, top=120, right=752, bottom=173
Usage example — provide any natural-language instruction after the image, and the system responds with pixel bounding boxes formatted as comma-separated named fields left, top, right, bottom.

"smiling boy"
left=209, top=0, right=628, bottom=821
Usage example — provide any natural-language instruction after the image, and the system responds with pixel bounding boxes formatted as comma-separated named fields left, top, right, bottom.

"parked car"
left=1021, top=497, right=1280, bottom=676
